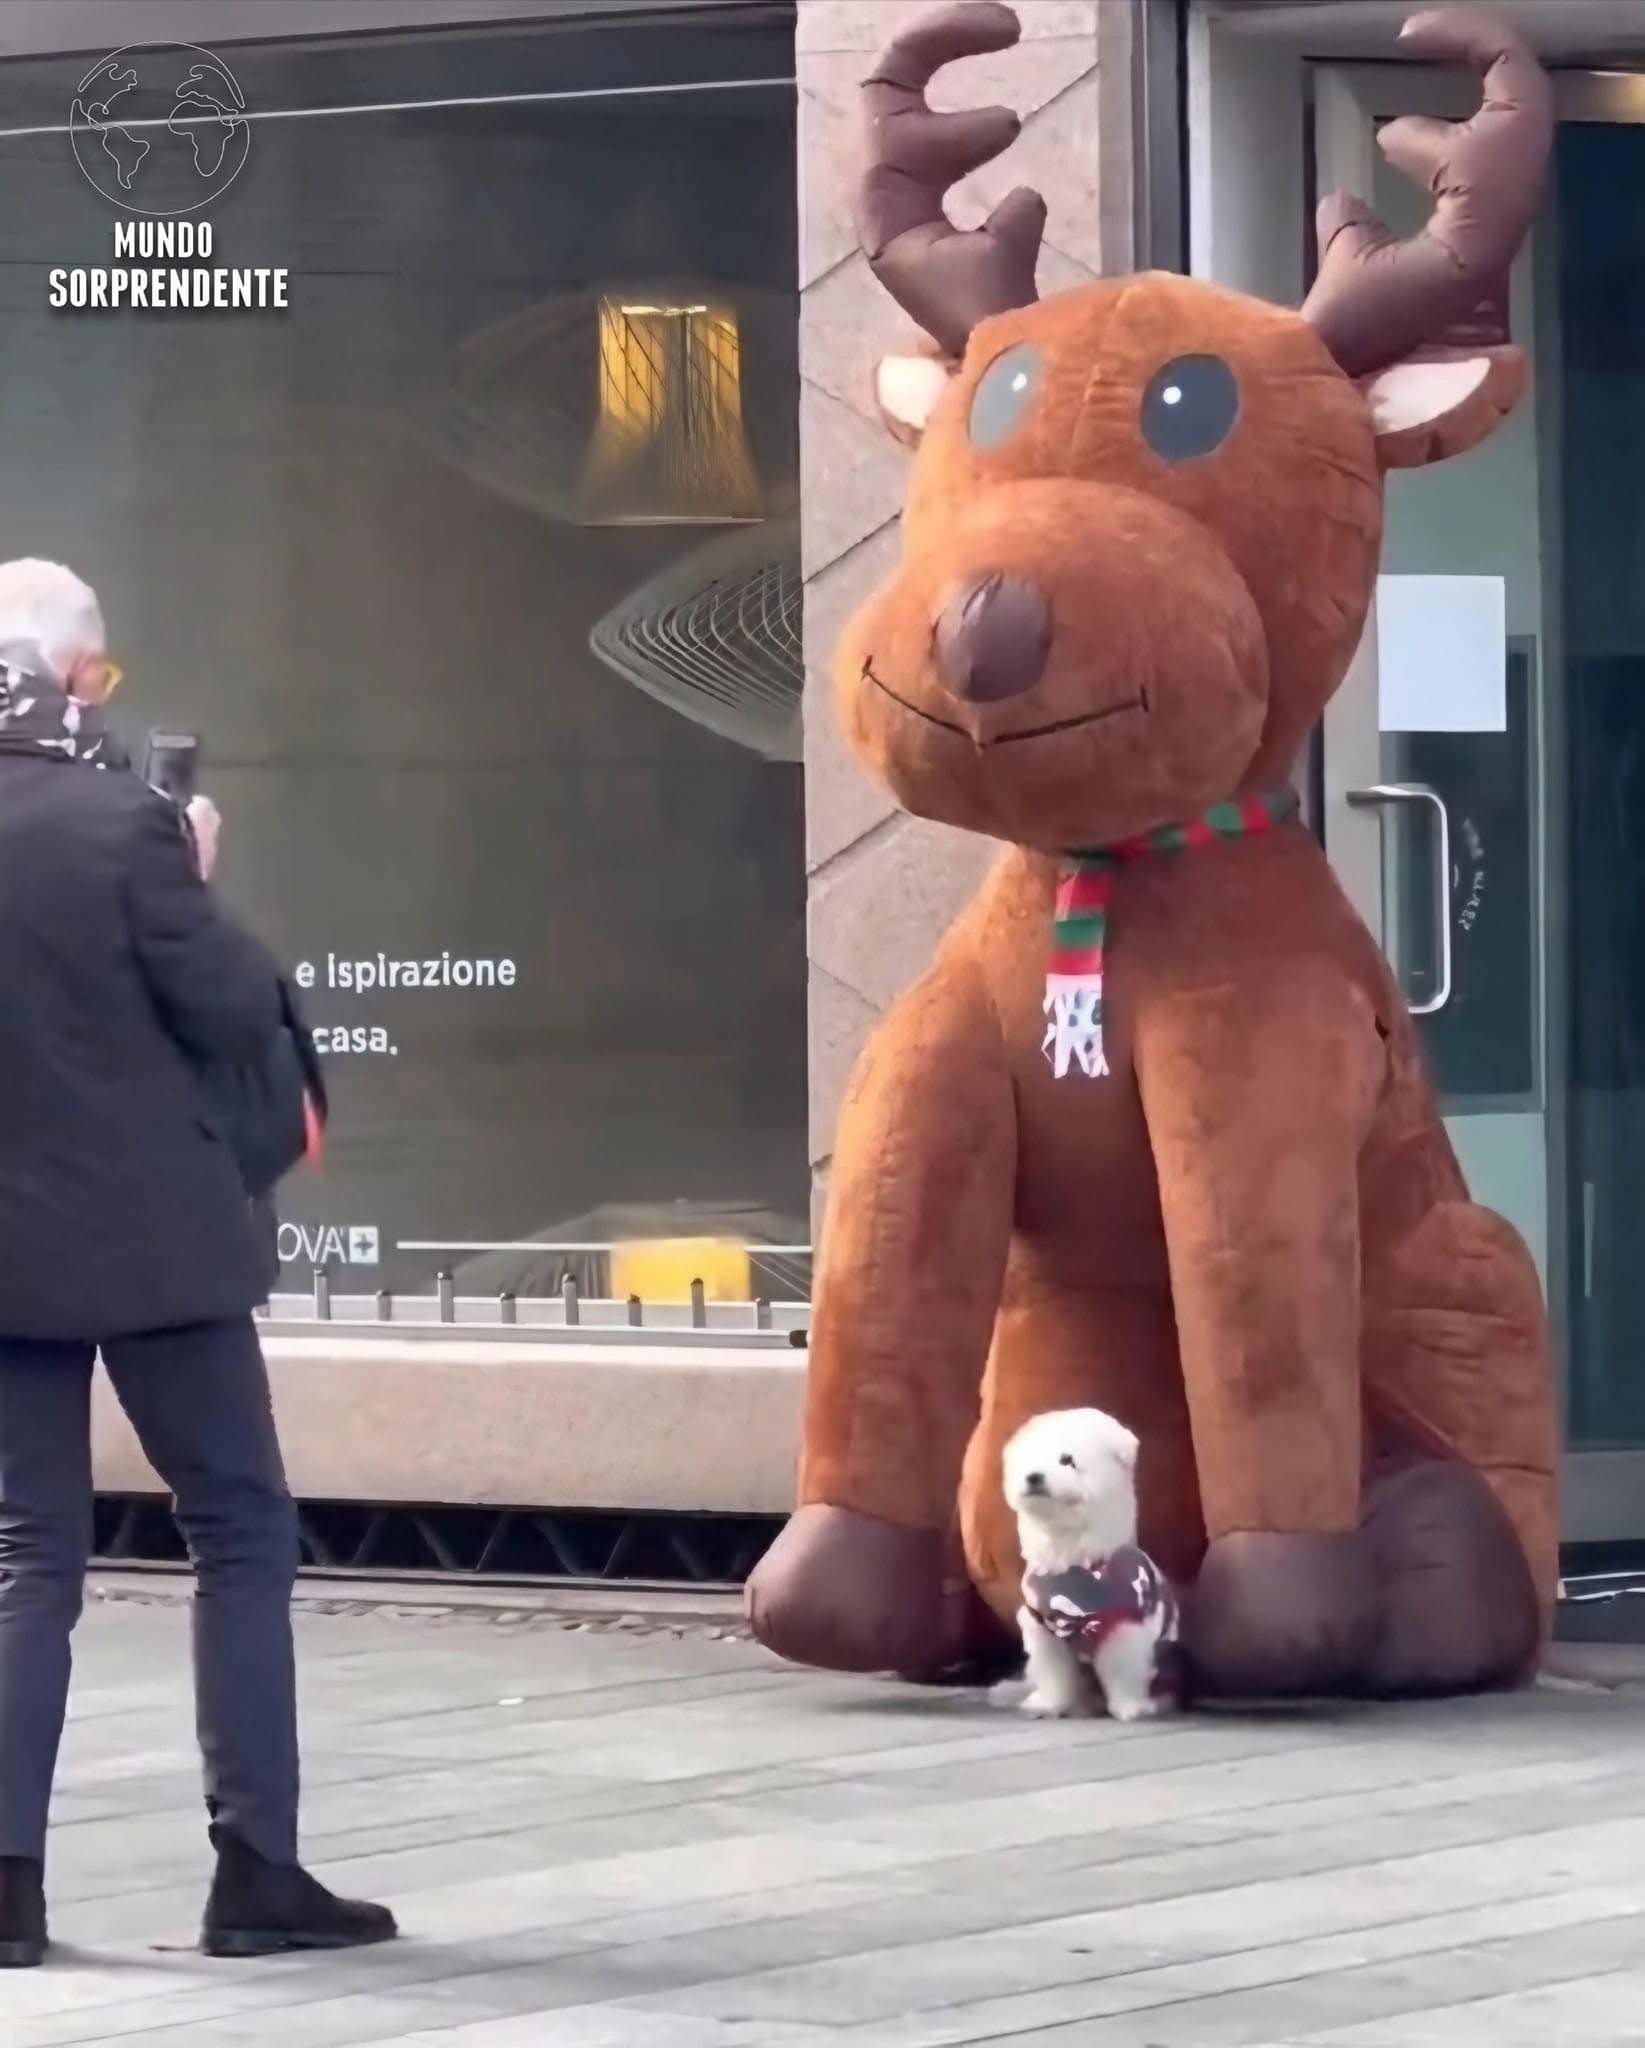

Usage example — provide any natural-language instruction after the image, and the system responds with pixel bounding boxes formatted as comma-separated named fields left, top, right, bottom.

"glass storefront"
left=1299, top=46, right=1645, bottom=1547
left=1557, top=117, right=1645, bottom=1449
left=1194, top=7, right=1645, bottom=1550
left=0, top=10, right=805, bottom=1300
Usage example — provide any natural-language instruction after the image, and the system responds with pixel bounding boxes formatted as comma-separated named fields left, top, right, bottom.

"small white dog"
left=994, top=1407, right=1179, bottom=1723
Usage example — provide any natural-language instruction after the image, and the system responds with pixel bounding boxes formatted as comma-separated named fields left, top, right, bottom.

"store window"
left=0, top=10, right=804, bottom=1300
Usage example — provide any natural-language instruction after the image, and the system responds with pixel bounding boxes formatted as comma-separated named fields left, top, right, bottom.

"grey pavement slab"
left=5, top=1586, right=1643, bottom=2047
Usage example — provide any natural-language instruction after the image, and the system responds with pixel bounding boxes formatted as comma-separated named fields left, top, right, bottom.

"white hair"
left=1003, top=1407, right=1141, bottom=1572
left=0, top=558, right=105, bottom=681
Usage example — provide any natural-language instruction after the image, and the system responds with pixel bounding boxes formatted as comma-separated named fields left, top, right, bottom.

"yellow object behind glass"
left=609, top=1239, right=751, bottom=1305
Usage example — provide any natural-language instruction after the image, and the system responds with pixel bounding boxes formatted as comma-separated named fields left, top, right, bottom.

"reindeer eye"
left=969, top=343, right=1043, bottom=450
left=1141, top=354, right=1239, bottom=462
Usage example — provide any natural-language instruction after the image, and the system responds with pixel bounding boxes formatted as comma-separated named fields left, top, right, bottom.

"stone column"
left=797, top=0, right=1113, bottom=1231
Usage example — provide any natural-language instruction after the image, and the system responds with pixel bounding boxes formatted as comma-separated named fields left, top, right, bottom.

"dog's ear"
left=1115, top=1429, right=1140, bottom=1472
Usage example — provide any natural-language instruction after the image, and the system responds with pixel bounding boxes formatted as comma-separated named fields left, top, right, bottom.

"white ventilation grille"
left=588, top=516, right=801, bottom=760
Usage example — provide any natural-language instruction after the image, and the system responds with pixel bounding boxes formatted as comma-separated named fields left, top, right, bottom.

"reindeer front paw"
left=1184, top=1530, right=1376, bottom=1698
left=746, top=1506, right=954, bottom=1678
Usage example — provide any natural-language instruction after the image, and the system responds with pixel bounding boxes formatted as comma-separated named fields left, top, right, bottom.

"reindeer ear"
left=1364, top=346, right=1528, bottom=470
left=873, top=349, right=959, bottom=449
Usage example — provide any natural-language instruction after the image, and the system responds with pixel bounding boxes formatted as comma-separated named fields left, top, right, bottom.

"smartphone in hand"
left=143, top=731, right=201, bottom=806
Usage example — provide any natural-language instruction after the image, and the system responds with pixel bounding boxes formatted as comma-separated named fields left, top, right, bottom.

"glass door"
left=1557, top=112, right=1645, bottom=1475
left=1314, top=63, right=1645, bottom=1543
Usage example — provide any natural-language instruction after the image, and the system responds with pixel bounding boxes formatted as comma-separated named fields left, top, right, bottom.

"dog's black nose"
left=1023, top=1470, right=1047, bottom=1495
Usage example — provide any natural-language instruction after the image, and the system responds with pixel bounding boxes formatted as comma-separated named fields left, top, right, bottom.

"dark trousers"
left=0, top=1318, right=300, bottom=1864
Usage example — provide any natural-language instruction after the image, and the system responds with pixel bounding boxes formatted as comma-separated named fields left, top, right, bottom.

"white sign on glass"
left=1375, top=573, right=1507, bottom=735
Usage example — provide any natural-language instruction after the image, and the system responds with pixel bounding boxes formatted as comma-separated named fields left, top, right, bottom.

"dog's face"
left=1002, top=1407, right=1139, bottom=1528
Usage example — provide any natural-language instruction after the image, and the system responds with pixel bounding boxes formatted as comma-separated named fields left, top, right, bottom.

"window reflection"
left=0, top=14, right=804, bottom=1302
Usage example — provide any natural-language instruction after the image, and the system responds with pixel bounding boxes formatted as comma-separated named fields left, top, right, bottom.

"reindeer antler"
left=858, top=1, right=1047, bottom=358
left=1303, top=9, right=1553, bottom=379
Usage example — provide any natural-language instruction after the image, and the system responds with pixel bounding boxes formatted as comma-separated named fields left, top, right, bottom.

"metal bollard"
left=313, top=1267, right=331, bottom=1320
left=690, top=1278, right=706, bottom=1330
left=499, top=1290, right=517, bottom=1326
left=561, top=1274, right=580, bottom=1327
left=376, top=1289, right=393, bottom=1323
left=436, top=1268, right=455, bottom=1324
left=627, top=1294, right=643, bottom=1328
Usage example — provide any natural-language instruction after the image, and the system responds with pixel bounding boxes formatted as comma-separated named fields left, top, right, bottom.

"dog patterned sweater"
left=1023, top=1545, right=1179, bottom=1659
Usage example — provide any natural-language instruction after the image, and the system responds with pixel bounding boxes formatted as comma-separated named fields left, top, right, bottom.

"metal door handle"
left=1346, top=782, right=1452, bottom=1015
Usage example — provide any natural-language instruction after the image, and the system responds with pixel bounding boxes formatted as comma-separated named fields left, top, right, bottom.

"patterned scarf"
left=0, top=659, right=123, bottom=768
left=1044, top=790, right=1300, bottom=1079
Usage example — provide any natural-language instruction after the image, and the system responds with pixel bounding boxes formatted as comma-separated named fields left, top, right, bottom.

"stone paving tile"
left=815, top=1894, right=1645, bottom=2046
left=1282, top=1965, right=1645, bottom=2046
left=10, top=1599, right=1644, bottom=2048
left=621, top=1813, right=1645, bottom=2028
left=970, top=1917, right=1645, bottom=2046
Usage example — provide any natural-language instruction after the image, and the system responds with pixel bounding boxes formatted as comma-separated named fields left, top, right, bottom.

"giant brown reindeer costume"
left=748, top=4, right=1561, bottom=1699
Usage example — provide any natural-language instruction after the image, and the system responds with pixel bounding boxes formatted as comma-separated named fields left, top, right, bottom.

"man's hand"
left=186, top=795, right=222, bottom=881
left=124, top=789, right=279, bottom=1062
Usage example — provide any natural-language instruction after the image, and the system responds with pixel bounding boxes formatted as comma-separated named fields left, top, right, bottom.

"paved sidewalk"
left=9, top=1581, right=1645, bottom=2048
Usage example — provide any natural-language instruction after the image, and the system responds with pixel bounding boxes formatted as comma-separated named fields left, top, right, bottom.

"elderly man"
left=0, top=560, right=394, bottom=1965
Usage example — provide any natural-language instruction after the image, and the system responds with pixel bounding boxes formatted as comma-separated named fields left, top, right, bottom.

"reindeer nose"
left=934, top=575, right=1051, bottom=704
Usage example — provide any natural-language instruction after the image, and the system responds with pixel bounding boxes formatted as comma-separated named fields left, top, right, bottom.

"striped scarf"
left=1044, top=791, right=1300, bottom=1080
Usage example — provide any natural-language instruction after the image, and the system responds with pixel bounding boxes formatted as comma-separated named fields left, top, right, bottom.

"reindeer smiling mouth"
left=864, top=661, right=1149, bottom=747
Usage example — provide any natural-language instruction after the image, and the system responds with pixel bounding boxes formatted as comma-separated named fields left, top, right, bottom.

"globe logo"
left=70, top=43, right=249, bottom=218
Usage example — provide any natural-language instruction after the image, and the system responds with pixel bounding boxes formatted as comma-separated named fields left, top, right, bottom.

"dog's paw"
left=1019, top=1688, right=1089, bottom=1719
left=1105, top=1693, right=1171, bottom=1724
left=987, top=1676, right=1029, bottom=1711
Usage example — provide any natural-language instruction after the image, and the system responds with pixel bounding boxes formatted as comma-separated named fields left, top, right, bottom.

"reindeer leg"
left=746, top=963, right=1016, bottom=1681
left=1357, top=1197, right=1557, bottom=1695
left=1135, top=966, right=1386, bottom=1699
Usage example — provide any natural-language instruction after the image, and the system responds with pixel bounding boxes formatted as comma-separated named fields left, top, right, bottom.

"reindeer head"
left=837, top=3, right=1552, bottom=852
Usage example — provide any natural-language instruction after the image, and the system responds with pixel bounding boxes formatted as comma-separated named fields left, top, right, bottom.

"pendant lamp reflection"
left=578, top=295, right=763, bottom=526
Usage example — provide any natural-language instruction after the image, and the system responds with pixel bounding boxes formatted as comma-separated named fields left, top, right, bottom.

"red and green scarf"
left=1044, top=790, right=1300, bottom=1080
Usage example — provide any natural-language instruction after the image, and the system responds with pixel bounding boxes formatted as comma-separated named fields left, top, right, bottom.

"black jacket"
left=202, top=978, right=326, bottom=1199
left=0, top=752, right=285, bottom=1340
left=204, top=976, right=328, bottom=1296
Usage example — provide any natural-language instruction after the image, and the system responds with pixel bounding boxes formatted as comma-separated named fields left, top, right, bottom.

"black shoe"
left=0, top=1857, right=46, bottom=1969
left=200, top=1827, right=396, bottom=1958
